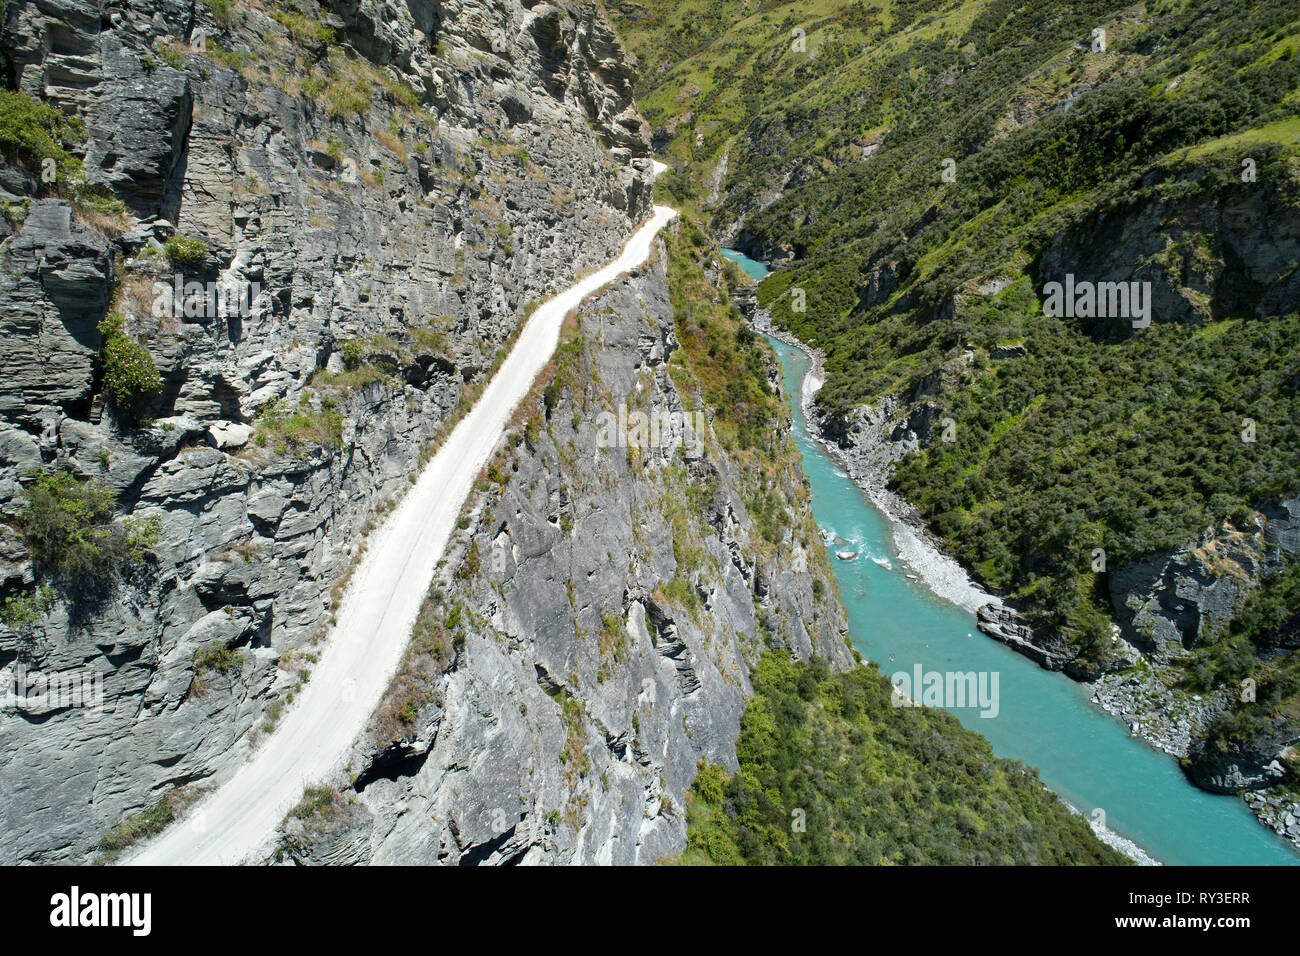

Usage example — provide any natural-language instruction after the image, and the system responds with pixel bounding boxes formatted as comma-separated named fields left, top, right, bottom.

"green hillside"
left=613, top=0, right=1300, bottom=798
left=670, top=653, right=1126, bottom=864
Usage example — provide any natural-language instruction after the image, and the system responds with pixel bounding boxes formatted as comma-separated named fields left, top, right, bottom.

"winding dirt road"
left=128, top=200, right=677, bottom=865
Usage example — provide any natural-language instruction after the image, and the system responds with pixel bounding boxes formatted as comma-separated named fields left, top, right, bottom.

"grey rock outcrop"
left=0, top=200, right=114, bottom=427
left=976, top=603, right=1071, bottom=670
left=280, top=240, right=851, bottom=865
left=1039, top=172, right=1300, bottom=326
left=1190, top=748, right=1289, bottom=795
left=0, top=0, right=654, bottom=863
left=1111, top=508, right=1298, bottom=662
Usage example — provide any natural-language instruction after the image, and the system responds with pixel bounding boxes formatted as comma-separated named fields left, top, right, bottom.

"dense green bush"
left=340, top=339, right=364, bottom=371
left=162, top=234, right=209, bottom=267
left=0, top=89, right=125, bottom=218
left=18, top=470, right=160, bottom=580
left=0, top=89, right=85, bottom=186
left=676, top=654, right=1125, bottom=865
left=0, top=584, right=55, bottom=629
left=99, top=312, right=163, bottom=417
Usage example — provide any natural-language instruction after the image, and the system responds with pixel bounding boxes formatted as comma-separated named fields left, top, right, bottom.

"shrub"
left=271, top=8, right=335, bottom=48
left=163, top=234, right=208, bottom=267
left=19, top=470, right=159, bottom=579
left=291, top=785, right=334, bottom=820
left=0, top=89, right=124, bottom=220
left=203, top=0, right=234, bottom=29
left=0, top=89, right=85, bottom=186
left=0, top=585, right=55, bottom=629
left=193, top=643, right=243, bottom=675
left=73, top=189, right=127, bottom=234
left=206, top=42, right=252, bottom=69
left=324, top=136, right=346, bottom=163
left=324, top=79, right=372, bottom=120
left=340, top=339, right=364, bottom=370
left=254, top=395, right=344, bottom=454
left=153, top=37, right=185, bottom=70
left=99, top=312, right=162, bottom=416
left=411, top=326, right=448, bottom=356
left=124, top=513, right=163, bottom=555
left=691, top=760, right=729, bottom=805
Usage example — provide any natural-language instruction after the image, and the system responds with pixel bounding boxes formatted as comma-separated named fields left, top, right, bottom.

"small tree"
left=0, top=89, right=85, bottom=187
left=340, top=338, right=365, bottom=370
left=18, top=470, right=159, bottom=579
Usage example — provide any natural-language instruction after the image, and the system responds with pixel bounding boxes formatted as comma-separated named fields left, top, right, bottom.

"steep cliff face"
left=1038, top=170, right=1300, bottom=329
left=0, top=0, right=653, bottom=863
left=277, top=228, right=852, bottom=864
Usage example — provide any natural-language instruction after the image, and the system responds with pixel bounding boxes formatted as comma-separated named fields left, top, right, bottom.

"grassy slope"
left=617, top=0, right=1300, bottom=770
left=660, top=218, right=841, bottom=626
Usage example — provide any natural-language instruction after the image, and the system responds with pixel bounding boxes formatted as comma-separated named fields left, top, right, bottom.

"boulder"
left=206, top=421, right=253, bottom=450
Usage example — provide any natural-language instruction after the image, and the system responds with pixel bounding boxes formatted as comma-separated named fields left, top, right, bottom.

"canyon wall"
left=0, top=0, right=654, bottom=863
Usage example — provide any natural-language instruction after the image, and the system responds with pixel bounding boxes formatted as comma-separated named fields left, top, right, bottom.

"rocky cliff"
left=277, top=227, right=852, bottom=864
left=0, top=0, right=656, bottom=863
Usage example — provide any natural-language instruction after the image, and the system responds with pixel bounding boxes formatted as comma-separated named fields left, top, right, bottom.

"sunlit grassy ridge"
left=663, top=218, right=834, bottom=582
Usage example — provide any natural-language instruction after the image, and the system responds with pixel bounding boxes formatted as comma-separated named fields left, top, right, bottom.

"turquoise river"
left=721, top=247, right=1299, bottom=866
